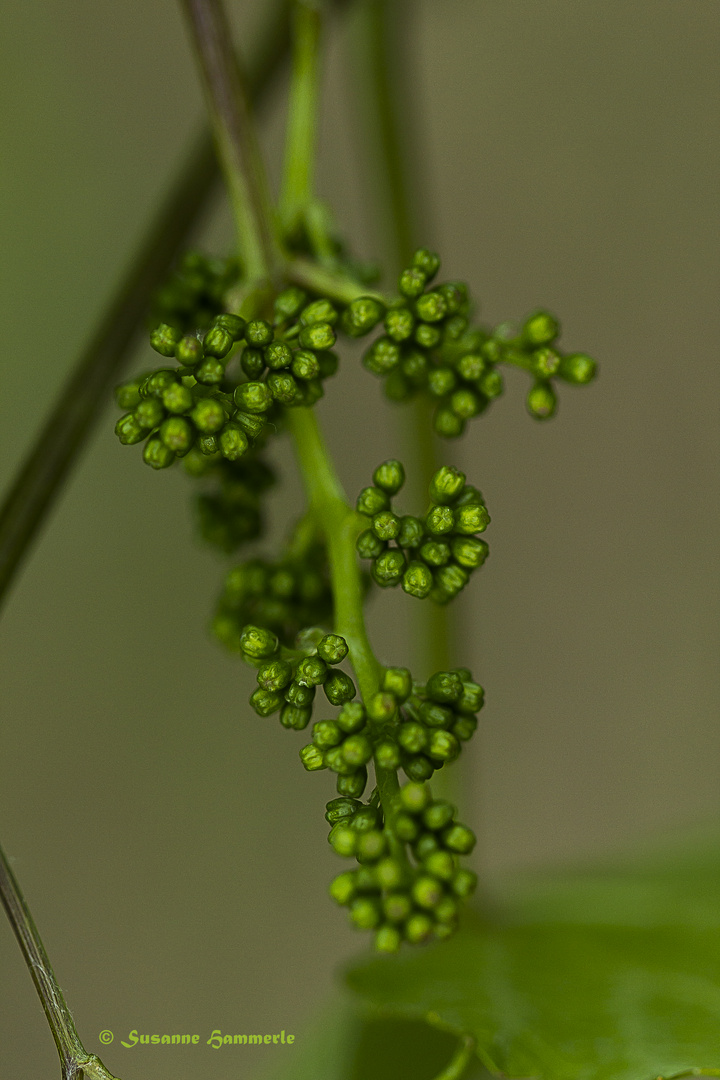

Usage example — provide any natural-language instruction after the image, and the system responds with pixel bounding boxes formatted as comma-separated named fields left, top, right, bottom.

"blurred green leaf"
left=344, top=826, right=720, bottom=1079
left=260, top=995, right=489, bottom=1080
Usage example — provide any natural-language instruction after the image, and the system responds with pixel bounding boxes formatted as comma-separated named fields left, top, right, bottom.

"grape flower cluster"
left=326, top=782, right=477, bottom=952
left=301, top=661, right=483, bottom=787
left=356, top=462, right=490, bottom=603
left=114, top=288, right=344, bottom=472
left=150, top=251, right=240, bottom=332
left=181, top=449, right=275, bottom=554
left=221, top=624, right=357, bottom=736
left=231, top=620, right=483, bottom=948
left=353, top=248, right=597, bottom=434
left=212, top=536, right=335, bottom=652
left=111, top=240, right=598, bottom=953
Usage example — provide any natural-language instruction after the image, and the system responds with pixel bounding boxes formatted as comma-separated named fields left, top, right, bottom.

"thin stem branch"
left=0, top=132, right=215, bottom=614
left=0, top=1, right=293, bottom=617
left=0, top=843, right=120, bottom=1080
left=349, top=0, right=450, bottom=680
left=280, top=0, right=324, bottom=229
left=286, top=407, right=412, bottom=844
left=429, top=1034, right=477, bottom=1080
left=662, top=1072, right=720, bottom=1079
left=0, top=4, right=294, bottom=1071
left=287, top=254, right=388, bottom=305
left=285, top=407, right=380, bottom=699
left=350, top=0, right=419, bottom=275
left=180, top=0, right=284, bottom=282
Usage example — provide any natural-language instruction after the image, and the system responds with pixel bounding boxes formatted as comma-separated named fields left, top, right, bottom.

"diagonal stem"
left=350, top=0, right=418, bottom=275
left=280, top=0, right=324, bottom=229
left=283, top=406, right=379, bottom=697
left=350, top=0, right=450, bottom=678
left=0, top=130, right=215, bottom=614
left=0, top=1, right=293, bottom=617
left=180, top=0, right=285, bottom=281
left=0, top=3, right=299, bottom=1074
left=284, top=407, right=409, bottom=849
left=429, top=1034, right=477, bottom=1080
left=0, top=842, right=120, bottom=1080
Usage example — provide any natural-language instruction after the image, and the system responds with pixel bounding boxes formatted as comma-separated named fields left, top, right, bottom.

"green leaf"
left=259, top=994, right=489, bottom=1080
left=345, top=826, right=720, bottom=1080
left=498, top=824, right=720, bottom=930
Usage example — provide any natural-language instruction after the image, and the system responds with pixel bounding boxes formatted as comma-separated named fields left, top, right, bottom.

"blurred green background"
left=1, top=2, right=718, bottom=1077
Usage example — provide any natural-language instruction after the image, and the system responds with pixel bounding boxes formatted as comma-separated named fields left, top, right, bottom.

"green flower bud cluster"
left=151, top=251, right=240, bottom=333
left=359, top=248, right=483, bottom=437
left=212, top=540, right=333, bottom=651
left=114, top=354, right=263, bottom=474
left=485, top=311, right=598, bottom=421
left=355, top=247, right=597, bottom=435
left=237, top=628, right=356, bottom=735
left=299, top=698, right=375, bottom=798
left=299, top=653, right=482, bottom=784
left=371, top=663, right=484, bottom=780
left=356, top=463, right=490, bottom=604
left=255, top=287, right=342, bottom=407
left=180, top=449, right=275, bottom=554
left=150, top=300, right=337, bottom=407
left=115, top=286, right=346, bottom=473
left=327, top=782, right=477, bottom=951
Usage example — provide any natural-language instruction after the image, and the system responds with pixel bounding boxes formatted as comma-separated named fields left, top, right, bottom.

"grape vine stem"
left=0, top=843, right=120, bottom=1080
left=0, top=0, right=295, bottom=616
left=280, top=0, right=323, bottom=231
left=180, top=0, right=285, bottom=283
left=285, top=406, right=402, bottom=820
left=430, top=1033, right=476, bottom=1080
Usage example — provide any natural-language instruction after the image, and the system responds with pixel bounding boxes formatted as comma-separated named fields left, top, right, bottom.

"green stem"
left=429, top=1034, right=476, bottom=1080
left=0, top=843, right=121, bottom=1080
left=0, top=130, right=216, bottom=612
left=663, top=1072, right=720, bottom=1079
left=180, top=0, right=284, bottom=282
left=350, top=0, right=450, bottom=680
left=404, top=398, right=452, bottom=677
left=286, top=407, right=409, bottom=837
left=0, top=2, right=295, bottom=616
left=280, top=0, right=323, bottom=229
left=350, top=0, right=459, bottom=827
left=350, top=0, right=417, bottom=274
left=287, top=255, right=389, bottom=306
left=285, top=407, right=380, bottom=699
left=0, top=7, right=298, bottom=1071
left=304, top=201, right=340, bottom=267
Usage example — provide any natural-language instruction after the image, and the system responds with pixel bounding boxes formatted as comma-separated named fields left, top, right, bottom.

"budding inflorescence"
left=218, top=609, right=484, bottom=948
left=297, top=656, right=483, bottom=791
left=233, top=626, right=483, bottom=946
left=326, top=781, right=477, bottom=952
left=349, top=248, right=597, bottom=433
left=229, top=625, right=357, bottom=735
left=112, top=229, right=597, bottom=956
left=213, top=539, right=335, bottom=652
left=115, top=287, right=345, bottom=474
left=356, top=462, right=490, bottom=603
left=151, top=251, right=241, bottom=332
left=184, top=452, right=276, bottom=554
